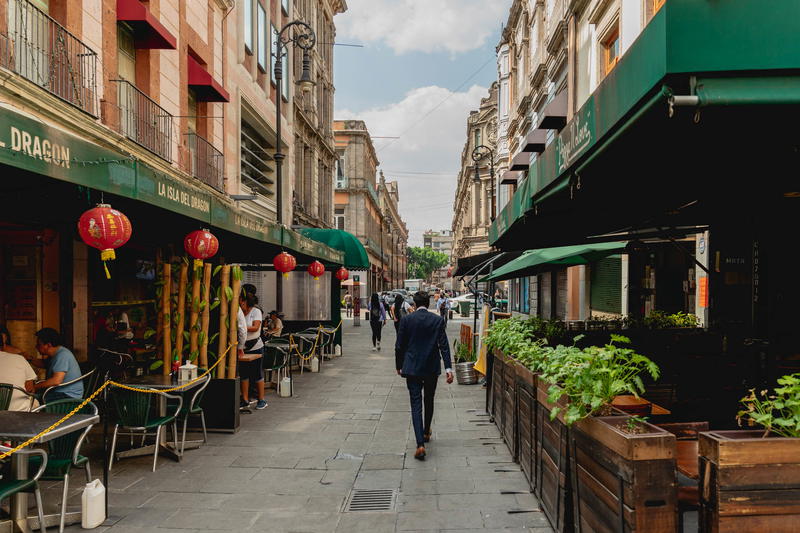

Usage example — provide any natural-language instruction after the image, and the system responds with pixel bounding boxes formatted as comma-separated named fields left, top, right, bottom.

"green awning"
left=489, top=0, right=800, bottom=248
left=297, top=228, right=370, bottom=269
left=481, top=242, right=626, bottom=282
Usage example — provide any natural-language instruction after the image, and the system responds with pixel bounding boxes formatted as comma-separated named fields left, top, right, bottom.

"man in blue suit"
left=395, top=291, right=453, bottom=460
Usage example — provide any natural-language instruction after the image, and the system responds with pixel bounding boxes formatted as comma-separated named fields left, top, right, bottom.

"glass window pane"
left=271, top=25, right=279, bottom=84
left=257, top=5, right=266, bottom=71
left=244, top=0, right=253, bottom=53
left=282, top=0, right=289, bottom=14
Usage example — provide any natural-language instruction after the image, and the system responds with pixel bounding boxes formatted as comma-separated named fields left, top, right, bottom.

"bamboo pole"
left=199, top=262, right=212, bottom=369
left=227, top=268, right=242, bottom=379
left=189, top=263, right=202, bottom=364
left=174, top=263, right=188, bottom=365
left=161, top=263, right=172, bottom=376
left=216, top=265, right=230, bottom=379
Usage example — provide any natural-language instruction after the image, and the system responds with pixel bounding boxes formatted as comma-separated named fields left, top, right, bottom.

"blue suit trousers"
left=406, top=375, right=438, bottom=447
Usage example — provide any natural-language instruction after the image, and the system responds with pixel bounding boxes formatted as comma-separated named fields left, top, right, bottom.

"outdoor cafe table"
left=114, top=375, right=205, bottom=463
left=0, top=410, right=99, bottom=533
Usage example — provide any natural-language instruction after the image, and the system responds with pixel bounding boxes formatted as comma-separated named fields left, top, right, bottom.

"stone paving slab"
left=49, top=316, right=551, bottom=532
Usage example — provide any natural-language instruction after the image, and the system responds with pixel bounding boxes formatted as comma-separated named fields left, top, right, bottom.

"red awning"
left=117, top=0, right=177, bottom=50
left=187, top=55, right=230, bottom=102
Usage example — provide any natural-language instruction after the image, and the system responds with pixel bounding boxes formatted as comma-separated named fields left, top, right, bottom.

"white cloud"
left=337, top=84, right=489, bottom=246
left=337, top=0, right=512, bottom=55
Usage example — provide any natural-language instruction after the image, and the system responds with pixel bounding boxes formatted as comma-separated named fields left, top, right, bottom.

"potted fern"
left=453, top=340, right=478, bottom=385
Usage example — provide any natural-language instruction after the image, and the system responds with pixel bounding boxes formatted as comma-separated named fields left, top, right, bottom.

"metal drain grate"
left=343, top=489, right=397, bottom=512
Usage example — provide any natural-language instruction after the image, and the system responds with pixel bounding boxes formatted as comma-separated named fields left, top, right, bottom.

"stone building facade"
left=451, top=83, right=498, bottom=266
left=379, top=175, right=409, bottom=290
left=291, top=0, right=347, bottom=229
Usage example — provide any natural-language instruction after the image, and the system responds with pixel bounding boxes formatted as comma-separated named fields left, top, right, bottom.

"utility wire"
left=375, top=54, right=496, bottom=154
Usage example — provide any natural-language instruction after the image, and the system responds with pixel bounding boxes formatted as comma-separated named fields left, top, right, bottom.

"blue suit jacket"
left=395, top=308, right=452, bottom=377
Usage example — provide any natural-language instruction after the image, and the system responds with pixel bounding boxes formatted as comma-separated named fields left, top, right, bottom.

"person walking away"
left=438, top=293, right=450, bottom=325
left=28, top=328, right=83, bottom=401
left=344, top=291, right=353, bottom=318
left=0, top=347, right=38, bottom=410
left=367, top=293, right=386, bottom=351
left=389, top=294, right=413, bottom=333
left=239, top=292, right=267, bottom=410
left=395, top=291, right=453, bottom=460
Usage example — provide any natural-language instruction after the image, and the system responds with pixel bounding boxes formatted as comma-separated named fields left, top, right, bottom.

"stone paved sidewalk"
left=53, top=315, right=551, bottom=532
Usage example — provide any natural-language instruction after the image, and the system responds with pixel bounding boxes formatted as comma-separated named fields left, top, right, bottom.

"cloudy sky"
left=334, top=0, right=512, bottom=246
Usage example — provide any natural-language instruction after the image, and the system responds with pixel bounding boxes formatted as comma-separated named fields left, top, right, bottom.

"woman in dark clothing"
left=367, top=292, right=386, bottom=351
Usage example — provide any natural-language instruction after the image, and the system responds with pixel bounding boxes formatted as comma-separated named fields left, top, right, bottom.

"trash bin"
left=458, top=301, right=471, bottom=317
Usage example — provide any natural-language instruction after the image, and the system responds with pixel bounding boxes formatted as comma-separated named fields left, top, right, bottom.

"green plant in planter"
left=484, top=317, right=533, bottom=358
left=737, top=373, right=800, bottom=438
left=453, top=340, right=476, bottom=364
left=545, top=334, right=661, bottom=425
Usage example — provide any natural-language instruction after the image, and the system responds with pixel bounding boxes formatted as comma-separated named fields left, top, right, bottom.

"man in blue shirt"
left=28, top=328, right=83, bottom=400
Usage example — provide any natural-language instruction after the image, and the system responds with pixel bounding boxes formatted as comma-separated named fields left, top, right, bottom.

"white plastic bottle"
left=82, top=479, right=106, bottom=528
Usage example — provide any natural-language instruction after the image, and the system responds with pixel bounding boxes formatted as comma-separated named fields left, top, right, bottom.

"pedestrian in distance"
left=395, top=291, right=453, bottom=461
left=343, top=291, right=353, bottom=318
left=389, top=293, right=414, bottom=333
left=239, top=292, right=267, bottom=410
left=438, top=292, right=450, bottom=325
left=367, top=292, right=386, bottom=351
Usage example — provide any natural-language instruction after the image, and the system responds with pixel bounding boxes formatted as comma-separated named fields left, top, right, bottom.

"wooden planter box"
left=699, top=430, right=800, bottom=533
left=491, top=349, right=506, bottom=426
left=516, top=364, right=538, bottom=491
left=196, top=377, right=241, bottom=433
left=503, top=358, right=519, bottom=460
left=536, top=379, right=574, bottom=533
left=569, top=416, right=677, bottom=532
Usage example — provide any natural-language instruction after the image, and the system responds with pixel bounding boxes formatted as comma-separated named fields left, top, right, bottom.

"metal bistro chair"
left=109, top=388, right=182, bottom=472
left=31, top=399, right=98, bottom=533
left=0, top=382, right=37, bottom=411
left=0, top=445, right=48, bottom=533
left=41, top=369, right=97, bottom=404
left=178, top=375, right=211, bottom=454
left=263, top=343, right=291, bottom=397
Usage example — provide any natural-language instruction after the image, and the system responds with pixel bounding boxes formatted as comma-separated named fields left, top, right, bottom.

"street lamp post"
left=273, top=21, right=316, bottom=226
left=471, top=144, right=496, bottom=222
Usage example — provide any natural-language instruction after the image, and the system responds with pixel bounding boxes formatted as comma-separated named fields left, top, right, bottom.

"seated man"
left=28, top=328, right=84, bottom=401
left=0, top=348, right=38, bottom=410
left=264, top=310, right=284, bottom=337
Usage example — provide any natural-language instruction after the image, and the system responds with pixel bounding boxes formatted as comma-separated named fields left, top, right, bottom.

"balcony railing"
left=114, top=79, right=173, bottom=161
left=0, top=0, right=98, bottom=116
left=186, top=132, right=224, bottom=193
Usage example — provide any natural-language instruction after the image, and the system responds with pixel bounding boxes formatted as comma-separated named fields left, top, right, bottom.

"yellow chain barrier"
left=1, top=319, right=348, bottom=460
left=0, top=344, right=233, bottom=461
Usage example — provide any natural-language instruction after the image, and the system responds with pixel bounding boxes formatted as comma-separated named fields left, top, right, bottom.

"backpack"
left=370, top=304, right=381, bottom=321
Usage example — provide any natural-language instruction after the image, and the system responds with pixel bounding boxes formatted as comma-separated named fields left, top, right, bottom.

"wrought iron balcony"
left=0, top=0, right=99, bottom=116
left=186, top=131, right=224, bottom=193
left=113, top=79, right=173, bottom=161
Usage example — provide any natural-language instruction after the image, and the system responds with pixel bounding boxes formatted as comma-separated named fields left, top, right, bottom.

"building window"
left=653, top=0, right=666, bottom=12
left=117, top=24, right=136, bottom=81
left=335, top=154, right=347, bottom=188
left=240, top=120, right=274, bottom=198
left=282, top=45, right=290, bottom=98
left=474, top=128, right=481, bottom=149
left=602, top=28, right=620, bottom=75
left=244, top=0, right=253, bottom=53
left=271, top=25, right=279, bottom=84
left=257, top=4, right=267, bottom=71
left=282, top=0, right=289, bottom=14
left=334, top=208, right=345, bottom=230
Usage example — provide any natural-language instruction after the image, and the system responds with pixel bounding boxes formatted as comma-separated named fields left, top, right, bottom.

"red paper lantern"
left=77, top=204, right=132, bottom=278
left=184, top=229, right=219, bottom=268
left=335, top=267, right=349, bottom=281
left=307, top=260, right=325, bottom=281
left=273, top=251, right=297, bottom=278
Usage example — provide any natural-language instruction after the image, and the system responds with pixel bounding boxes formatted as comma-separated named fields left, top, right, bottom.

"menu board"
left=5, top=280, right=36, bottom=319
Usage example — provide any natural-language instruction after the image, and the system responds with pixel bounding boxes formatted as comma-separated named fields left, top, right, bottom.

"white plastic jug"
left=335, top=344, right=342, bottom=357
left=82, top=479, right=106, bottom=529
left=311, top=356, right=320, bottom=373
left=279, top=377, right=292, bottom=397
